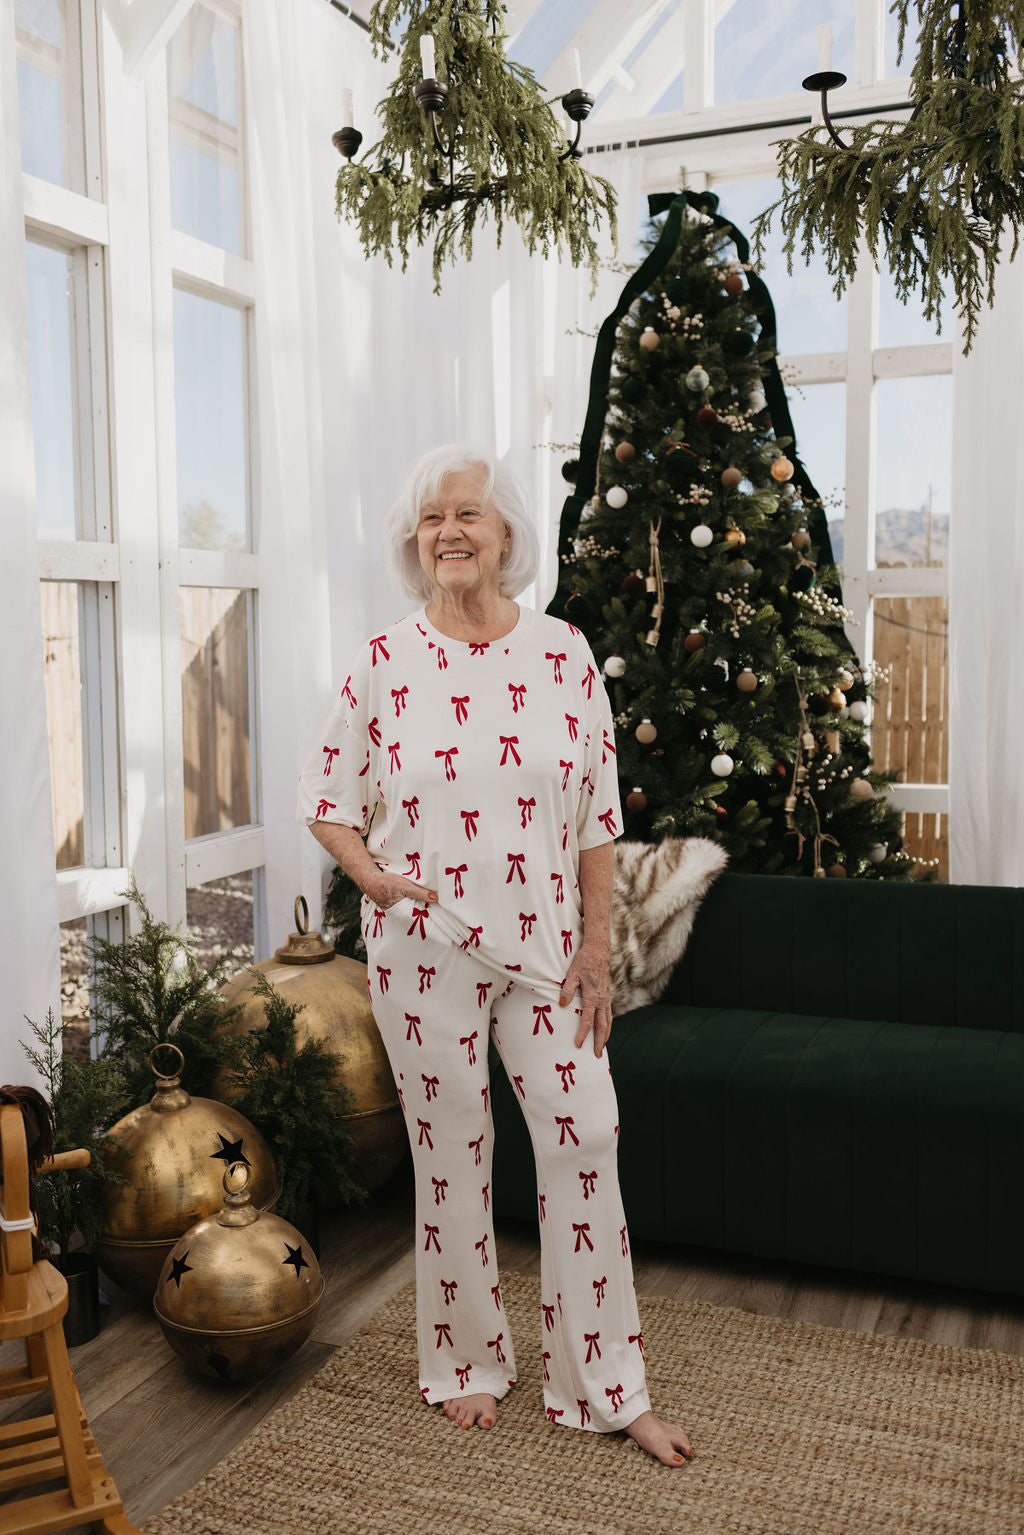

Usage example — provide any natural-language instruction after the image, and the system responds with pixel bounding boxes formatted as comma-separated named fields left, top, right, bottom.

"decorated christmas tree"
left=549, top=188, right=922, bottom=879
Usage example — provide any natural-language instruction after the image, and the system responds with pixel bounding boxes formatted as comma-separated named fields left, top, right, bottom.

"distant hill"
left=826, top=505, right=949, bottom=569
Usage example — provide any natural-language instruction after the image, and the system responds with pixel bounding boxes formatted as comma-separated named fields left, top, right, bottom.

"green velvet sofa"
left=490, top=871, right=1024, bottom=1300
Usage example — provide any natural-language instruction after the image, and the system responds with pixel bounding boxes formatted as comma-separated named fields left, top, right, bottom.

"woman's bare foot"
left=624, top=1410, right=692, bottom=1466
left=443, top=1391, right=497, bottom=1430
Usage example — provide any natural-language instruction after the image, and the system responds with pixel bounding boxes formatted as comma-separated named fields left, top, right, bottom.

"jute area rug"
left=143, top=1269, right=1024, bottom=1535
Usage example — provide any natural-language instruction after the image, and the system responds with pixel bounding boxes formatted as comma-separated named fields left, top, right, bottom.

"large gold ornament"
left=212, top=898, right=405, bottom=1196
left=154, top=1162, right=324, bottom=1382
left=96, top=1046, right=279, bottom=1298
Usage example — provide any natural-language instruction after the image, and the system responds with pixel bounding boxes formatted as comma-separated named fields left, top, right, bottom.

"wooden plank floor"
left=4, top=1154, right=1024, bottom=1532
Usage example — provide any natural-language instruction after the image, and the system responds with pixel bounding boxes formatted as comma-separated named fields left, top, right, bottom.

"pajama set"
left=297, top=603, right=652, bottom=1432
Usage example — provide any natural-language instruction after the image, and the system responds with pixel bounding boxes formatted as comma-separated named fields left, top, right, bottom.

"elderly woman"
left=297, top=444, right=691, bottom=1467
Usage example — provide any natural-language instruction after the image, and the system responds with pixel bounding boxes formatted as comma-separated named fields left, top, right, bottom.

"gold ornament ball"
left=771, top=456, right=795, bottom=482
left=724, top=270, right=745, bottom=296
left=723, top=527, right=746, bottom=547
left=791, top=528, right=811, bottom=550
left=736, top=669, right=758, bottom=693
left=615, top=441, right=636, bottom=463
left=626, top=788, right=648, bottom=811
left=684, top=630, right=706, bottom=653
left=635, top=719, right=658, bottom=744
left=828, top=688, right=847, bottom=711
left=721, top=466, right=743, bottom=490
left=212, top=901, right=406, bottom=1199
left=639, top=327, right=660, bottom=351
left=838, top=668, right=855, bottom=690
left=850, top=778, right=874, bottom=803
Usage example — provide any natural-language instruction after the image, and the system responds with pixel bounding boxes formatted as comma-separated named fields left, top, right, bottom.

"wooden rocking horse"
left=0, top=1087, right=138, bottom=1534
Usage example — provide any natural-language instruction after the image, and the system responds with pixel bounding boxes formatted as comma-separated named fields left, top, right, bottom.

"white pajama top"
left=296, top=605, right=623, bottom=1003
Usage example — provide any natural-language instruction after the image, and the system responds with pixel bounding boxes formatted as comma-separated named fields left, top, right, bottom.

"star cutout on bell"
left=282, top=1243, right=309, bottom=1275
left=168, top=1251, right=193, bottom=1288
left=211, top=1133, right=250, bottom=1167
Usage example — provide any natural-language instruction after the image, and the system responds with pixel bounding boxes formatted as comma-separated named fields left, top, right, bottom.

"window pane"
left=181, top=587, right=254, bottom=838
left=784, top=382, right=847, bottom=571
left=884, top=6, right=921, bottom=77
left=26, top=240, right=85, bottom=539
left=870, top=594, right=949, bottom=784
left=713, top=178, right=847, bottom=355
left=174, top=289, right=249, bottom=550
left=168, top=3, right=243, bottom=253
left=714, top=0, right=855, bottom=107
left=185, top=871, right=255, bottom=972
left=40, top=581, right=85, bottom=868
left=874, top=376, right=951, bottom=566
left=878, top=262, right=947, bottom=348
left=16, top=0, right=83, bottom=188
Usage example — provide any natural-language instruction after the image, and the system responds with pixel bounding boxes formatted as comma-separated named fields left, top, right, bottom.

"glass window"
left=714, top=0, right=855, bottom=107
left=185, top=871, right=255, bottom=973
left=869, top=594, right=949, bottom=785
left=40, top=581, right=85, bottom=868
left=713, top=177, right=847, bottom=355
left=180, top=587, right=255, bottom=838
left=874, top=376, right=951, bottom=567
left=16, top=0, right=84, bottom=189
left=884, top=5, right=921, bottom=78
left=168, top=3, right=244, bottom=253
left=784, top=381, right=847, bottom=570
left=878, top=263, right=947, bottom=348
left=26, top=240, right=87, bottom=539
left=174, top=289, right=250, bottom=550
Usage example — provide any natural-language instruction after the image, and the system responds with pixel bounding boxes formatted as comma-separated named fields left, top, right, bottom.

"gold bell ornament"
left=154, top=1162, right=324, bottom=1382
left=212, top=897, right=405, bottom=1198
left=96, top=1044, right=279, bottom=1298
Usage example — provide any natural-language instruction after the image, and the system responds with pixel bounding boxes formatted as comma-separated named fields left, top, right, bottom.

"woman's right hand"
left=364, top=872, right=438, bottom=911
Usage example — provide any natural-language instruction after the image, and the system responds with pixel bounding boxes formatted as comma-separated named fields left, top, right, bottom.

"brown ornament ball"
left=684, top=630, right=706, bottom=653
left=771, top=455, right=795, bottom=482
left=622, top=571, right=645, bottom=597
left=828, top=687, right=847, bottom=711
left=723, top=527, right=746, bottom=547
left=774, top=761, right=788, bottom=778
left=724, top=271, right=745, bottom=296
left=736, top=669, right=757, bottom=693
left=639, top=327, right=660, bottom=351
left=614, top=441, right=636, bottom=463
left=696, top=405, right=719, bottom=428
left=791, top=528, right=811, bottom=550
left=826, top=863, right=848, bottom=878
left=721, top=466, right=743, bottom=490
left=808, top=693, right=831, bottom=716
left=626, top=789, right=648, bottom=811
left=635, top=719, right=658, bottom=745
left=715, top=804, right=729, bottom=822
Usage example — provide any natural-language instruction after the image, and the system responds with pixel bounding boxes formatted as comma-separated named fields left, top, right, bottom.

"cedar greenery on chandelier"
left=753, top=0, right=1024, bottom=353
left=333, top=0, right=617, bottom=293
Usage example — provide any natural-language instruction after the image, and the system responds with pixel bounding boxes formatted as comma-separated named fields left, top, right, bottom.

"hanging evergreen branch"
left=335, top=0, right=617, bottom=293
left=753, top=2, right=1024, bottom=353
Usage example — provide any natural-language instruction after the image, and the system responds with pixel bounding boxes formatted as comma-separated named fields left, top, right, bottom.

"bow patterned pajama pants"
left=362, top=895, right=652, bottom=1433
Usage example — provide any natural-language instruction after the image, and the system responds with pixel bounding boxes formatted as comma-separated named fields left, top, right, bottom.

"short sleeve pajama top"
left=296, top=605, right=623, bottom=1004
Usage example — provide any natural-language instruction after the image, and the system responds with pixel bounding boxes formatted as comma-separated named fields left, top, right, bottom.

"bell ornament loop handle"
left=223, top=1160, right=252, bottom=1197
left=149, top=1042, right=185, bottom=1082
left=294, top=895, right=310, bottom=935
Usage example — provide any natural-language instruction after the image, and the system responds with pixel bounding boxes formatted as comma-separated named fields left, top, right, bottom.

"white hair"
left=382, top=443, right=540, bottom=605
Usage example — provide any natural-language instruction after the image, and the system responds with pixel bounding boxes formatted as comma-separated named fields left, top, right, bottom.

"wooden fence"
left=40, top=582, right=84, bottom=870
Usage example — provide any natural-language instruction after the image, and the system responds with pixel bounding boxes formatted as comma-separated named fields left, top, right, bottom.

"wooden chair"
left=0, top=1102, right=139, bottom=1534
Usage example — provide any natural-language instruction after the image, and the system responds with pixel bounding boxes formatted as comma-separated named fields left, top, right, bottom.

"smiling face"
left=415, top=467, right=510, bottom=605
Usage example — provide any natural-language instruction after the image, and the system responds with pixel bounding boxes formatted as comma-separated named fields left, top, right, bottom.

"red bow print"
left=434, top=1321, right=452, bottom=1349
left=376, top=965, right=391, bottom=992
left=461, top=809, right=479, bottom=840
left=469, top=640, right=489, bottom=654
left=606, top=1384, right=625, bottom=1414
left=582, top=663, right=596, bottom=699
left=518, top=796, right=536, bottom=828
left=468, top=1134, right=484, bottom=1166
left=488, top=1333, right=506, bottom=1363
left=572, top=1221, right=593, bottom=1252
left=579, top=1169, right=598, bottom=1199
left=322, top=745, right=339, bottom=774
left=475, top=1234, right=489, bottom=1267
left=542, top=1303, right=556, bottom=1332
left=490, top=1282, right=502, bottom=1310
left=581, top=769, right=595, bottom=799
left=391, top=685, right=408, bottom=715
left=340, top=675, right=357, bottom=707
left=499, top=735, right=522, bottom=766
left=369, top=635, right=390, bottom=666
left=508, top=682, right=526, bottom=712
left=435, top=746, right=459, bottom=781
left=556, top=1061, right=575, bottom=1092
left=460, top=1031, right=478, bottom=1065
left=584, top=1331, right=601, bottom=1363
left=598, top=807, right=618, bottom=836
left=368, top=715, right=381, bottom=745
left=578, top=1399, right=591, bottom=1427
left=424, top=1223, right=441, bottom=1253
left=481, top=1083, right=489, bottom=1112
left=513, top=1073, right=526, bottom=1100
left=403, top=796, right=420, bottom=826
left=417, top=1119, right=433, bottom=1149
left=431, top=1175, right=447, bottom=1204
left=421, top=1385, right=430, bottom=1402
left=315, top=799, right=336, bottom=820
left=418, top=964, right=435, bottom=992
left=407, top=906, right=429, bottom=938
left=620, top=1224, right=629, bottom=1256
left=460, top=925, right=483, bottom=950
left=532, top=1004, right=553, bottom=1036
left=602, top=728, right=616, bottom=763
left=446, top=864, right=467, bottom=897
left=542, top=1350, right=551, bottom=1382
left=423, top=1074, right=439, bottom=1101
left=550, top=872, right=564, bottom=903
left=546, top=1407, right=564, bottom=1423
left=403, top=851, right=422, bottom=879
left=562, top=820, right=569, bottom=851
left=451, top=695, right=469, bottom=724
left=560, top=759, right=573, bottom=791
left=441, top=1278, right=458, bottom=1306
left=359, top=751, right=369, bottom=778
left=556, top=1115, right=579, bottom=1147
left=405, top=1013, right=422, bottom=1045
left=629, top=1331, right=646, bottom=1361
left=387, top=741, right=401, bottom=773
left=546, top=651, right=566, bottom=683
left=455, top=1364, right=471, bottom=1390
left=482, top=1180, right=490, bottom=1209
left=506, top=852, right=526, bottom=884
left=476, top=980, right=492, bottom=1009
left=538, top=1192, right=546, bottom=1221
left=372, top=908, right=386, bottom=938
left=562, top=929, right=574, bottom=957
left=565, top=714, right=579, bottom=741
left=520, top=912, right=537, bottom=941
left=435, top=645, right=447, bottom=671
left=593, top=1276, right=607, bottom=1307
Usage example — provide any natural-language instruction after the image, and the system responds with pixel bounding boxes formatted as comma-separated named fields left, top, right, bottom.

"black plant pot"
left=57, top=1252, right=101, bottom=1346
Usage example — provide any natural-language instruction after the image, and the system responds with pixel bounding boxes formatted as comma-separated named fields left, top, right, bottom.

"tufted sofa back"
left=664, top=872, right=1024, bottom=1034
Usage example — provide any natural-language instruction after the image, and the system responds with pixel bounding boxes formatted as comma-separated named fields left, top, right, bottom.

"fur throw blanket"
left=609, top=838, right=728, bottom=1017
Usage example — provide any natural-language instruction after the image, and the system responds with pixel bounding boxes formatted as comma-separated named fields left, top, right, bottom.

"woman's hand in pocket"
left=364, top=872, right=438, bottom=911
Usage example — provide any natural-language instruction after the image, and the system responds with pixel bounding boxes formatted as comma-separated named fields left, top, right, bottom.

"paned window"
left=713, top=0, right=855, bottom=107
left=180, top=587, right=257, bottom=839
left=26, top=239, right=90, bottom=539
left=168, top=2, right=245, bottom=254
left=174, top=288, right=251, bottom=551
left=15, top=0, right=84, bottom=189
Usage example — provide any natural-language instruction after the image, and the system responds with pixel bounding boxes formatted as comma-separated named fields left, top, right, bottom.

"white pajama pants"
left=362, top=894, right=652, bottom=1433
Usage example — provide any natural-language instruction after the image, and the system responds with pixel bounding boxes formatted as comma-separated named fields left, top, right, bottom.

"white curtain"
left=949, top=252, right=1024, bottom=885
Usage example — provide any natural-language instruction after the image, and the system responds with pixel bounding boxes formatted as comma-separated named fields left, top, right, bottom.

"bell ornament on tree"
left=154, top=1162, right=325, bottom=1383
left=96, top=1044, right=280, bottom=1299
left=212, top=897, right=406, bottom=1200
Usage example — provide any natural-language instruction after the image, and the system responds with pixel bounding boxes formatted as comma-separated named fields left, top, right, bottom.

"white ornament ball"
left=604, top=654, right=626, bottom=678
left=690, top=524, right=713, bottom=548
left=848, top=699, right=870, bottom=723
left=685, top=366, right=710, bottom=393
left=850, top=777, right=874, bottom=802
left=838, top=668, right=855, bottom=690
left=781, top=483, right=797, bottom=500
left=606, top=485, right=629, bottom=509
left=711, top=753, right=735, bottom=778
left=868, top=843, right=887, bottom=864
left=748, top=390, right=767, bottom=413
